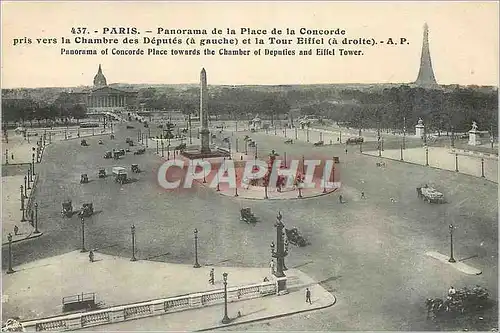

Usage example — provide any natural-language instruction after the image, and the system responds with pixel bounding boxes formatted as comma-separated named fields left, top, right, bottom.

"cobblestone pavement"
left=2, top=122, right=497, bottom=331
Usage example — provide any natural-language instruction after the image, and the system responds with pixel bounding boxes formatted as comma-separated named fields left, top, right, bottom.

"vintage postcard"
left=1, top=1, right=498, bottom=331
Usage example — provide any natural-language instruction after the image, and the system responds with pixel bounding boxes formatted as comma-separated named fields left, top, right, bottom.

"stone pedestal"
left=468, top=130, right=481, bottom=146
left=415, top=124, right=424, bottom=139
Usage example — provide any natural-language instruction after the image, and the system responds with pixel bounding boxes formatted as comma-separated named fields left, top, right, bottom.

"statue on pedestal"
left=471, top=121, right=478, bottom=131
left=417, top=118, right=424, bottom=126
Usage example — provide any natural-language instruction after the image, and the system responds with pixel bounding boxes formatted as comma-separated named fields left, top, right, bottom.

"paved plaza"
left=2, top=121, right=498, bottom=331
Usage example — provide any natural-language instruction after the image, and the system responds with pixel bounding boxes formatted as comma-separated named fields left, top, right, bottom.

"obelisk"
left=200, top=68, right=211, bottom=154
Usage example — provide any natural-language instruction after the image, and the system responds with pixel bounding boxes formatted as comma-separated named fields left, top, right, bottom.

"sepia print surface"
left=1, top=1, right=498, bottom=331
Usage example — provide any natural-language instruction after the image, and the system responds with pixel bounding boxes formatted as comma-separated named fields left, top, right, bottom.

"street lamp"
left=5, top=149, right=8, bottom=165
left=244, top=140, right=248, bottom=155
left=34, top=203, right=40, bottom=234
left=455, top=153, right=459, bottom=172
left=306, top=128, right=309, bottom=142
left=360, top=141, right=363, bottom=153
left=193, top=228, right=201, bottom=268
left=24, top=176, right=28, bottom=197
left=400, top=144, right=404, bottom=161
left=131, top=225, right=137, bottom=261
left=235, top=138, right=239, bottom=152
left=481, top=158, right=485, bottom=178
left=32, top=153, right=35, bottom=174
left=284, top=152, right=287, bottom=168
left=319, top=132, right=323, bottom=142
left=284, top=127, right=287, bottom=138
left=7, top=233, right=15, bottom=274
left=156, top=139, right=159, bottom=154
left=425, top=146, right=429, bottom=166
left=161, top=140, right=165, bottom=157
left=221, top=272, right=230, bottom=324
left=80, top=217, right=87, bottom=253
left=295, top=127, right=298, bottom=140
left=234, top=176, right=239, bottom=197
left=297, top=182, right=303, bottom=198
left=27, top=169, right=32, bottom=189
left=271, top=212, right=288, bottom=293
left=20, top=186, right=26, bottom=222
left=448, top=224, right=456, bottom=263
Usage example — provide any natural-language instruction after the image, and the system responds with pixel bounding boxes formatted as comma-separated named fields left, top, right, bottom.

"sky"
left=1, top=1, right=499, bottom=88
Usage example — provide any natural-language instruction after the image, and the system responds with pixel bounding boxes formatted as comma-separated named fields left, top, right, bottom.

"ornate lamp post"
left=7, top=233, right=15, bottom=274
left=20, top=186, right=26, bottom=222
left=403, top=116, right=406, bottom=150
left=274, top=126, right=277, bottom=135
left=228, top=142, right=232, bottom=160
left=400, top=144, right=404, bottom=161
left=27, top=170, right=32, bottom=189
left=221, top=272, right=230, bottom=324
left=295, top=127, right=298, bottom=140
left=455, top=153, right=459, bottom=172
left=378, top=138, right=381, bottom=157
left=234, top=175, right=239, bottom=197
left=319, top=132, right=323, bottom=142
left=339, top=130, right=342, bottom=144
left=156, top=139, right=159, bottom=154
left=131, top=225, right=137, bottom=261
left=34, top=203, right=40, bottom=234
left=167, top=144, right=171, bottom=160
left=284, top=152, right=287, bottom=168
left=24, top=176, right=28, bottom=197
left=254, top=143, right=258, bottom=160
left=5, top=149, right=8, bottom=165
left=32, top=153, right=35, bottom=174
left=425, top=146, right=429, bottom=166
left=161, top=140, right=165, bottom=157
left=306, top=128, right=309, bottom=142
left=193, top=228, right=201, bottom=268
left=481, top=158, right=485, bottom=178
left=284, top=127, right=287, bottom=138
left=244, top=140, right=248, bottom=155
left=448, top=224, right=456, bottom=263
left=271, top=212, right=288, bottom=293
left=80, top=217, right=87, bottom=253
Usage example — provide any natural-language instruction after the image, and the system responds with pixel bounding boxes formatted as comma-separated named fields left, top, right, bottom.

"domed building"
left=63, top=64, right=138, bottom=111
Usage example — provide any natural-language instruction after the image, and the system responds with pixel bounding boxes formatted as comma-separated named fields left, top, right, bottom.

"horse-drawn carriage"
left=80, top=139, right=88, bottom=146
left=104, top=151, right=112, bottom=159
left=425, top=285, right=489, bottom=320
left=346, top=137, right=364, bottom=145
left=131, top=164, right=140, bottom=173
left=376, top=161, right=386, bottom=167
left=313, top=141, right=324, bottom=146
left=98, top=139, right=103, bottom=145
left=113, top=167, right=128, bottom=184
left=61, top=200, right=73, bottom=218
left=134, top=148, right=146, bottom=155
left=78, top=203, right=94, bottom=218
left=113, top=151, right=121, bottom=160
left=98, top=168, right=106, bottom=178
left=248, top=141, right=256, bottom=148
left=285, top=227, right=308, bottom=247
left=417, top=185, right=445, bottom=204
left=240, top=208, right=257, bottom=224
left=80, top=174, right=89, bottom=184
left=128, top=140, right=134, bottom=147
left=284, top=139, right=293, bottom=144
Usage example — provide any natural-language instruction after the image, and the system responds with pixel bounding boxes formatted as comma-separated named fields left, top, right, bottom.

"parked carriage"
left=98, top=139, right=103, bottom=145
left=313, top=141, right=324, bottom=146
left=284, top=139, right=293, bottom=144
left=417, top=185, right=445, bottom=204
left=80, top=139, right=88, bottom=146
left=78, top=203, right=94, bottom=218
left=80, top=174, right=89, bottom=184
left=346, top=137, right=364, bottom=144
left=240, top=208, right=257, bottom=224
left=98, top=168, right=106, bottom=178
left=113, top=151, right=121, bottom=160
left=113, top=167, right=128, bottom=184
left=61, top=200, right=73, bottom=218
left=285, top=227, right=309, bottom=247
left=104, top=151, right=112, bottom=159
left=131, top=164, right=140, bottom=173
left=134, top=148, right=146, bottom=155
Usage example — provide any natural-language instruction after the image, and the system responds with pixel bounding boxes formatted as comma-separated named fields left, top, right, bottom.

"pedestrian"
left=339, top=195, right=343, bottom=204
left=345, top=148, right=348, bottom=154
left=448, top=286, right=456, bottom=297
left=89, top=250, right=94, bottom=263
left=269, top=259, right=275, bottom=276
left=305, top=288, right=312, bottom=304
left=13, top=225, right=19, bottom=235
left=209, top=268, right=215, bottom=285
left=361, top=192, right=365, bottom=199
left=11, top=153, right=14, bottom=160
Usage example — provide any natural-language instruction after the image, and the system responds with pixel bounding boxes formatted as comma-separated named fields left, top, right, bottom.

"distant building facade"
left=62, top=65, right=138, bottom=111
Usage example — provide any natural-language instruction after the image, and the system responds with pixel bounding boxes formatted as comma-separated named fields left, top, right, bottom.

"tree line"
left=2, top=85, right=497, bottom=134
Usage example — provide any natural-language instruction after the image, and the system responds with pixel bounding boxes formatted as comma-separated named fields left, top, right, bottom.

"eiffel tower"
left=414, top=23, right=438, bottom=86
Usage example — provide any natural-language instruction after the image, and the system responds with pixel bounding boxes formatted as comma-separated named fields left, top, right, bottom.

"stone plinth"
left=468, top=130, right=481, bottom=146
left=415, top=124, right=424, bottom=138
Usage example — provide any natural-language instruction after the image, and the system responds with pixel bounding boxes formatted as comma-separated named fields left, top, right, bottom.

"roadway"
left=3, top=121, right=497, bottom=330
